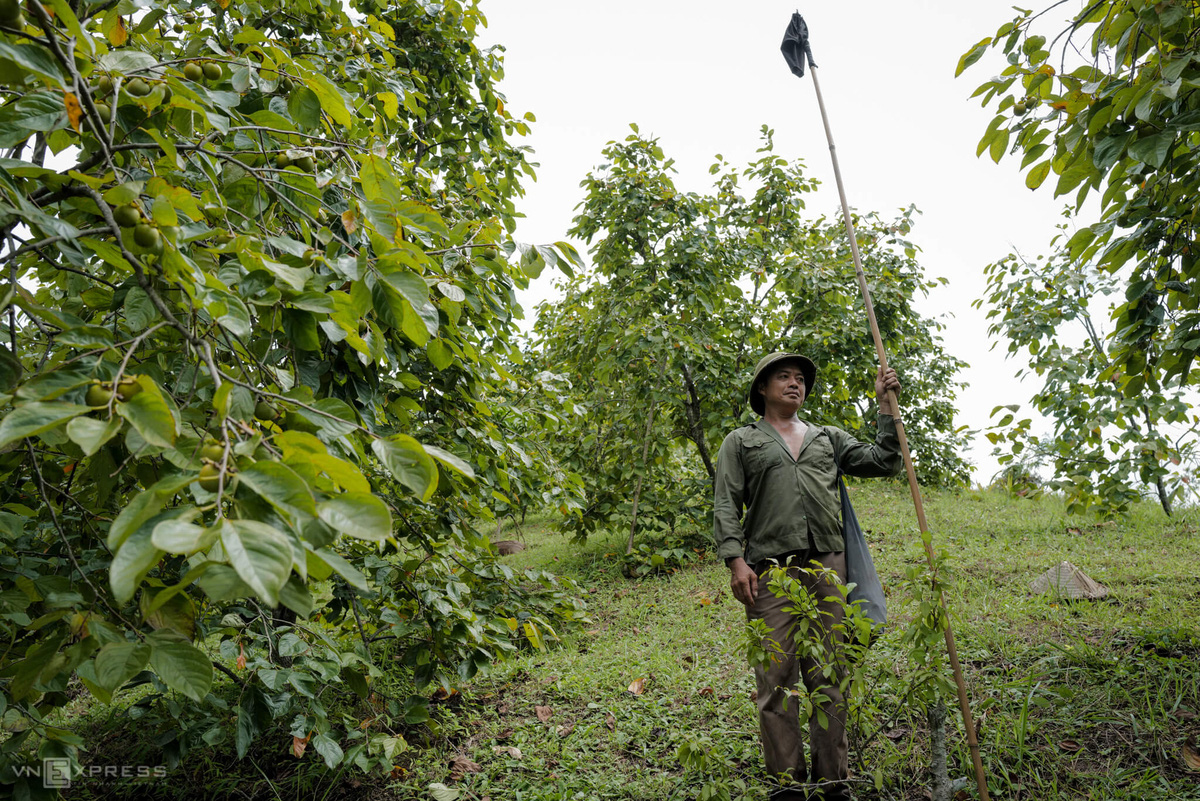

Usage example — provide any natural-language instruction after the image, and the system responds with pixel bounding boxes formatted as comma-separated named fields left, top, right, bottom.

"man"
left=713, top=352, right=902, bottom=801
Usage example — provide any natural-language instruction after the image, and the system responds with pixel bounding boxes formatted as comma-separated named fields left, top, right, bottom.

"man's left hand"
left=875, top=366, right=900, bottom=414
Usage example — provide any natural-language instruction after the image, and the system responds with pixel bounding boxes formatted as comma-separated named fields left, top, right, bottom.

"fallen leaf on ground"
left=535, top=705, right=552, bottom=722
left=1183, top=735, right=1200, bottom=772
left=429, top=782, right=460, bottom=801
left=556, top=723, right=574, bottom=738
left=884, top=727, right=909, bottom=741
left=448, top=755, right=481, bottom=781
left=1059, top=739, right=1081, bottom=752
left=699, top=687, right=714, bottom=696
left=495, top=727, right=513, bottom=740
left=605, top=712, right=615, bottom=730
left=492, top=745, right=522, bottom=759
left=749, top=690, right=758, bottom=702
left=628, top=678, right=646, bottom=695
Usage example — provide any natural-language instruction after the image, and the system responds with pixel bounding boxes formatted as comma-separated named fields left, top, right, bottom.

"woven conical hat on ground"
left=1029, top=561, right=1109, bottom=600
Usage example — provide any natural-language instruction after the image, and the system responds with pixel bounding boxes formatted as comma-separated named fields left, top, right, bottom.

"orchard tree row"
left=0, top=0, right=589, bottom=792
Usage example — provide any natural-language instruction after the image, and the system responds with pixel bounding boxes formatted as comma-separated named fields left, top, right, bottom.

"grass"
left=65, top=484, right=1200, bottom=800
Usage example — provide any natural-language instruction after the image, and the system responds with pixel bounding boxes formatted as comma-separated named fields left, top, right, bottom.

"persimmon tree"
left=960, top=2, right=1200, bottom=511
left=0, top=0, right=586, bottom=792
left=533, top=128, right=970, bottom=548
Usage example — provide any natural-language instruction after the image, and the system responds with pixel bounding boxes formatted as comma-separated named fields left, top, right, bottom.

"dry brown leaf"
left=605, top=712, right=615, bottom=731
left=749, top=689, right=758, bottom=702
left=291, top=734, right=309, bottom=759
left=535, top=705, right=552, bottom=722
left=341, top=208, right=358, bottom=234
left=699, top=687, right=714, bottom=697
left=1059, top=739, right=1081, bottom=752
left=884, top=727, right=909, bottom=741
left=448, top=755, right=481, bottom=781
left=495, top=727, right=513, bottom=740
left=492, top=745, right=522, bottom=759
left=107, top=16, right=127, bottom=46
left=1173, top=708, right=1197, bottom=721
left=555, top=723, right=574, bottom=738
left=64, top=93, right=83, bottom=132
left=1183, top=735, right=1200, bottom=772
left=627, top=678, right=646, bottom=695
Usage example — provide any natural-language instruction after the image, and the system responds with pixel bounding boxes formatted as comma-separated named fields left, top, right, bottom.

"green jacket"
left=712, top=415, right=901, bottom=566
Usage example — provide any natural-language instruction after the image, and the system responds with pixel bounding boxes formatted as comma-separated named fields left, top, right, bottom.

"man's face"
left=759, top=362, right=807, bottom=410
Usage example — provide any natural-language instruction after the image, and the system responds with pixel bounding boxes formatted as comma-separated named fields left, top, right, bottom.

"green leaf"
left=381, top=268, right=429, bottom=310
left=372, top=435, right=438, bottom=500
left=317, top=492, right=392, bottom=541
left=0, top=42, right=65, bottom=86
left=1025, top=160, right=1052, bottom=190
left=151, top=518, right=216, bottom=555
left=304, top=73, right=352, bottom=127
left=1127, top=131, right=1174, bottom=169
left=423, top=444, right=475, bottom=478
left=278, top=575, right=314, bottom=618
left=236, top=461, right=318, bottom=520
left=123, top=287, right=159, bottom=329
left=426, top=339, right=453, bottom=370
left=106, top=475, right=192, bottom=550
left=311, top=733, right=344, bottom=769
left=288, top=87, right=322, bottom=128
left=116, top=383, right=177, bottom=448
left=93, top=641, right=151, bottom=694
left=110, top=517, right=167, bottom=603
left=65, top=415, right=122, bottom=457
left=147, top=630, right=212, bottom=702
left=219, top=519, right=293, bottom=607
left=0, top=346, right=21, bottom=392
left=140, top=587, right=196, bottom=639
left=956, top=37, right=992, bottom=77
left=0, top=401, right=92, bottom=449
left=311, top=548, right=370, bottom=592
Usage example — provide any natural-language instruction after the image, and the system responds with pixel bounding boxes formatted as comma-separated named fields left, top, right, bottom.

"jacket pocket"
left=743, top=437, right=783, bottom=473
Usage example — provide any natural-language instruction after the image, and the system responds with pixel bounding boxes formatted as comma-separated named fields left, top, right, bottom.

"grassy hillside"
left=71, top=484, right=1200, bottom=800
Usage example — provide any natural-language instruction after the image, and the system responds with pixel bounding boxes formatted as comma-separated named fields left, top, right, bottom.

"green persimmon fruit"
left=93, top=103, right=112, bottom=123
left=183, top=62, right=203, bottom=82
left=200, top=440, right=225, bottom=461
left=85, top=382, right=113, bottom=406
left=0, top=0, right=22, bottom=25
left=126, top=78, right=151, bottom=97
left=198, top=462, right=222, bottom=492
left=294, top=155, right=315, bottom=172
left=254, top=400, right=278, bottom=421
left=483, top=247, right=498, bottom=260
left=113, top=204, right=141, bottom=227
left=115, top=377, right=142, bottom=401
left=133, top=223, right=160, bottom=249
left=96, top=75, right=114, bottom=95
left=202, top=62, right=223, bottom=81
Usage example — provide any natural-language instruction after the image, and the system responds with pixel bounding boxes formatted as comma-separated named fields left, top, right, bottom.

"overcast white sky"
left=482, top=1, right=1081, bottom=484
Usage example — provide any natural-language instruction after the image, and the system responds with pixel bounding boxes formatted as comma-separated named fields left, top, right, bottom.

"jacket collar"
left=751, top=418, right=823, bottom=462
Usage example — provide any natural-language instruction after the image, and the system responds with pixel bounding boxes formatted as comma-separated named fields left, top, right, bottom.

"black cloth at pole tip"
left=780, top=12, right=814, bottom=77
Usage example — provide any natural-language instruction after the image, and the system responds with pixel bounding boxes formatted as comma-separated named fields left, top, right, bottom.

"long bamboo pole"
left=805, top=64, right=991, bottom=801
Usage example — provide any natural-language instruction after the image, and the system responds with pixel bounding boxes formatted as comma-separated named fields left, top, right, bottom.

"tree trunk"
left=929, top=701, right=952, bottom=801
left=627, top=355, right=667, bottom=555
left=681, top=363, right=715, bottom=480
left=1142, top=406, right=1173, bottom=516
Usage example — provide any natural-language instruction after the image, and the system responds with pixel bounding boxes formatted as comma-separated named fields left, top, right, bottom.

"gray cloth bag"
left=839, top=477, right=887, bottom=627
